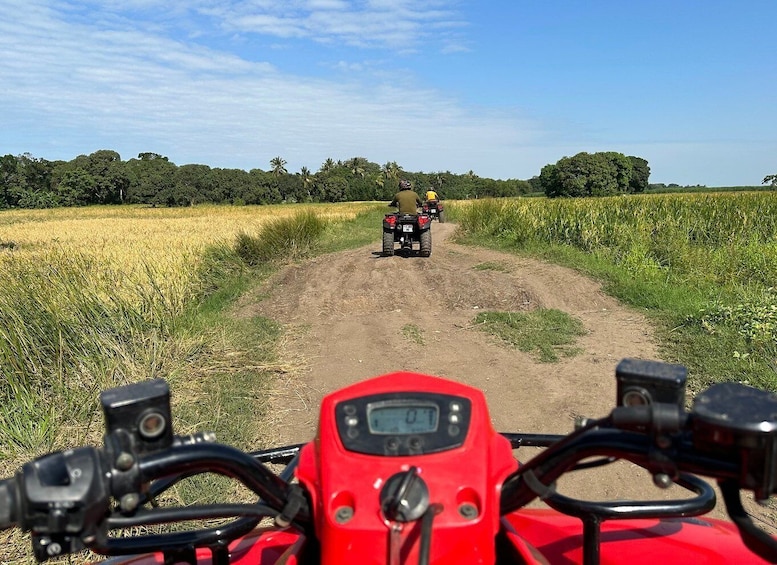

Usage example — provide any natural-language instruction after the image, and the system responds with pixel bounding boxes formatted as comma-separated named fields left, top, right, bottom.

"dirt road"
left=237, top=222, right=760, bottom=522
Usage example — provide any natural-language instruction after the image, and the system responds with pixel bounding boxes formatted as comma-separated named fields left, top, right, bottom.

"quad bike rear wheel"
left=420, top=230, right=432, bottom=257
left=382, top=230, right=394, bottom=256
left=438, top=210, right=446, bottom=223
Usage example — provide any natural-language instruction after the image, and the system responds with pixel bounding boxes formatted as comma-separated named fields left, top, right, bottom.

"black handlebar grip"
left=0, top=478, right=18, bottom=529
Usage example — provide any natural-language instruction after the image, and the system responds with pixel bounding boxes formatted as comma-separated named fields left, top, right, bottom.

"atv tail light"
left=418, top=216, right=431, bottom=229
left=385, top=215, right=397, bottom=227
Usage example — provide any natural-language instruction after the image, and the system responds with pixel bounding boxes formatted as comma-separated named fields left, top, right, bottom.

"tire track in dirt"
left=235, top=222, right=753, bottom=522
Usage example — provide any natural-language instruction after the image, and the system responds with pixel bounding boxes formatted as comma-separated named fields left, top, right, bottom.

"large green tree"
left=3, top=154, right=58, bottom=208
left=628, top=156, right=650, bottom=192
left=0, top=154, right=20, bottom=208
left=65, top=150, right=129, bottom=204
left=125, top=153, right=177, bottom=205
left=57, top=168, right=97, bottom=206
left=319, top=158, right=336, bottom=173
left=541, top=151, right=647, bottom=198
left=171, top=164, right=213, bottom=206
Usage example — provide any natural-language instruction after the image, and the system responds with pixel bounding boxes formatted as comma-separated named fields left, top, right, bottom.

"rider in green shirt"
left=390, top=180, right=423, bottom=215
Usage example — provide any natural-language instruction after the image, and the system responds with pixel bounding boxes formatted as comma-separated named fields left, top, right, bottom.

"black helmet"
left=399, top=179, right=411, bottom=190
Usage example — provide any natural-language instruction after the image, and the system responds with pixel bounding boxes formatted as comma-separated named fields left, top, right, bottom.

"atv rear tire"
left=438, top=210, right=446, bottom=223
left=382, top=230, right=394, bottom=256
left=420, top=230, right=432, bottom=257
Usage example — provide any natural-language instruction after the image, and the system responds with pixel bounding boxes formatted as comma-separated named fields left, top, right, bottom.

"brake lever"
left=719, top=479, right=777, bottom=563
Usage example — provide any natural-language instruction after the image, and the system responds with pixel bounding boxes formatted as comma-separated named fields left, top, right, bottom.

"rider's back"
left=393, top=190, right=422, bottom=214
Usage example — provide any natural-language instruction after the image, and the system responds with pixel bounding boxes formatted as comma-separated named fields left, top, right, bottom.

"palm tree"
left=347, top=157, right=368, bottom=178
left=320, top=158, right=336, bottom=173
left=300, top=166, right=314, bottom=197
left=270, top=156, right=287, bottom=177
left=382, top=161, right=402, bottom=181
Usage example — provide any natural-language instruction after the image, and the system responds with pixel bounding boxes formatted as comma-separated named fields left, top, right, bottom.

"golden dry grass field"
left=0, top=203, right=371, bottom=277
left=0, top=202, right=375, bottom=460
left=0, top=202, right=381, bottom=563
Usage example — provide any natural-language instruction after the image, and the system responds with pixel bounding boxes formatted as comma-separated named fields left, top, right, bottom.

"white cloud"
left=0, top=0, right=537, bottom=178
left=305, top=0, right=350, bottom=10
left=209, top=0, right=466, bottom=50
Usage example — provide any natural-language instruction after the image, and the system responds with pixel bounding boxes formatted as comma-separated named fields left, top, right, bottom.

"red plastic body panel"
left=503, top=509, right=772, bottom=564
left=98, top=510, right=770, bottom=565
left=383, top=213, right=432, bottom=231
left=294, top=371, right=518, bottom=565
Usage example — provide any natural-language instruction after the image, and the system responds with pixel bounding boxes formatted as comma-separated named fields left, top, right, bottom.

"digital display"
left=367, top=401, right=439, bottom=434
left=336, top=392, right=470, bottom=455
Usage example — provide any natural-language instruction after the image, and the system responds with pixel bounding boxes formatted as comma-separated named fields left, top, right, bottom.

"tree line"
left=0, top=151, right=538, bottom=209
left=0, top=149, right=664, bottom=210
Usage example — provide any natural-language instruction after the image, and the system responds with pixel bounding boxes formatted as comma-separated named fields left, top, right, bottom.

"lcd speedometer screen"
left=367, top=401, right=439, bottom=434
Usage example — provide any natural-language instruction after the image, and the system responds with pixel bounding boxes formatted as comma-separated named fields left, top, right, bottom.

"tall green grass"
left=316, top=204, right=391, bottom=253
left=233, top=205, right=389, bottom=264
left=235, top=209, right=327, bottom=265
left=0, top=249, right=193, bottom=457
left=452, top=192, right=777, bottom=392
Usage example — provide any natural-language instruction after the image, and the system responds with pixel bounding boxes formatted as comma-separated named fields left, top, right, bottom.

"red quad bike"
left=383, top=211, right=432, bottom=257
left=2, top=358, right=777, bottom=564
left=422, top=200, right=446, bottom=223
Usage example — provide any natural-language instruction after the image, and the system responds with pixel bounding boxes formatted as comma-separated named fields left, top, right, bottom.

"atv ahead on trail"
left=382, top=212, right=432, bottom=257
left=423, top=199, right=446, bottom=222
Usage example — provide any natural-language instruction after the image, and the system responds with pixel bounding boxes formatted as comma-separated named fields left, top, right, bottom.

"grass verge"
left=452, top=215, right=777, bottom=395
left=474, top=309, right=586, bottom=362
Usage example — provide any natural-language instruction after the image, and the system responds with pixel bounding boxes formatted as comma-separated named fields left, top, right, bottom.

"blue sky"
left=1, top=0, right=774, bottom=185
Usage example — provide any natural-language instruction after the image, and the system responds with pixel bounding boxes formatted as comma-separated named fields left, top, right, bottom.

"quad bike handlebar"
left=1, top=359, right=777, bottom=563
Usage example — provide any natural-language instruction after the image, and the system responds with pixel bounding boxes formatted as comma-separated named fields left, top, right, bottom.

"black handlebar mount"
left=100, top=378, right=175, bottom=513
left=500, top=359, right=777, bottom=565
left=0, top=379, right=310, bottom=563
left=10, top=447, right=109, bottom=561
left=691, top=380, right=777, bottom=502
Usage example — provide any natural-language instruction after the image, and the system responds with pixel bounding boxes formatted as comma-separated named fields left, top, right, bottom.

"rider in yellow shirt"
left=425, top=189, right=439, bottom=202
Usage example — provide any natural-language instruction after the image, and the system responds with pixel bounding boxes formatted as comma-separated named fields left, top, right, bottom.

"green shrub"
left=235, top=210, right=327, bottom=265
